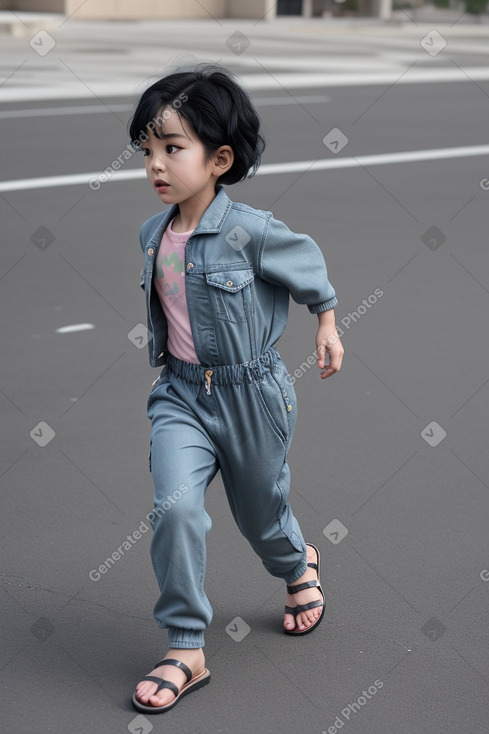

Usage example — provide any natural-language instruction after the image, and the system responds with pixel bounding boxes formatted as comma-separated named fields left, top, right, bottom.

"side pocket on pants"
left=252, top=376, right=288, bottom=446
left=276, top=464, right=303, bottom=553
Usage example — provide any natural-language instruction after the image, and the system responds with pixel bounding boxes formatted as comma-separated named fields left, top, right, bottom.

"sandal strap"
left=307, top=562, right=318, bottom=570
left=139, top=675, right=179, bottom=697
left=292, top=599, right=323, bottom=613
left=286, top=579, right=319, bottom=595
left=153, top=658, right=192, bottom=683
left=284, top=605, right=298, bottom=614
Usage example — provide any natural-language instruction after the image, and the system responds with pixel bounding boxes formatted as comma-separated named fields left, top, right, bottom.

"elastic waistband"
left=166, top=348, right=279, bottom=386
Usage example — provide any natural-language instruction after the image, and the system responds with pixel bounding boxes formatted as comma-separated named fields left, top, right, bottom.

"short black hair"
left=128, top=63, right=265, bottom=186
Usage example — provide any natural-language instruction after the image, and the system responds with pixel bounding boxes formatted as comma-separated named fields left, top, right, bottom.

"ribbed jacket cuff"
left=308, top=296, right=338, bottom=314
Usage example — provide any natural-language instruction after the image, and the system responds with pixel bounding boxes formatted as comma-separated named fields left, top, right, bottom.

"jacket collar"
left=148, top=185, right=232, bottom=245
left=194, top=185, right=232, bottom=234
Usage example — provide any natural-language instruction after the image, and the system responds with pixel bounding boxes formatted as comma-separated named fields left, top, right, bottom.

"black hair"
left=128, top=63, right=265, bottom=186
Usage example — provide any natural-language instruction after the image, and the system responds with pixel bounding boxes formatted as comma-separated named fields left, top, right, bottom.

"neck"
left=173, top=185, right=219, bottom=233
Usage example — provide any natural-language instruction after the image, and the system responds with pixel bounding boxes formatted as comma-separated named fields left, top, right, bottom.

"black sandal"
left=132, top=658, right=210, bottom=714
left=284, top=543, right=325, bottom=636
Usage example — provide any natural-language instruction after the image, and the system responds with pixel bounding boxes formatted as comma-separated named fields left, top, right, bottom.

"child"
left=129, top=63, right=344, bottom=713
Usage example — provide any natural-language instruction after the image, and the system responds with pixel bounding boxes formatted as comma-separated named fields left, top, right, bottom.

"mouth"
left=154, top=179, right=170, bottom=192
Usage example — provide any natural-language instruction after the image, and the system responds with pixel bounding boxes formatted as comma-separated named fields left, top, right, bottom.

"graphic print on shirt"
left=153, top=219, right=200, bottom=364
left=155, top=251, right=184, bottom=305
left=155, top=252, right=184, bottom=277
left=163, top=281, right=181, bottom=304
left=162, top=252, right=184, bottom=274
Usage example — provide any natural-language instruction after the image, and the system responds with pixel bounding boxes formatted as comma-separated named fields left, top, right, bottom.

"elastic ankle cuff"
left=284, top=554, right=308, bottom=585
left=167, top=627, right=205, bottom=649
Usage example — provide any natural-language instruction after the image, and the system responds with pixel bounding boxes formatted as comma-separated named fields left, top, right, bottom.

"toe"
left=283, top=612, right=296, bottom=630
left=149, top=690, right=175, bottom=708
left=135, top=683, right=156, bottom=703
left=298, top=609, right=319, bottom=629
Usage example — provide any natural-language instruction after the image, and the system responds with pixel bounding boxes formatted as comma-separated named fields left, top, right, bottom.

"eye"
left=141, top=148, right=150, bottom=157
left=166, top=144, right=180, bottom=154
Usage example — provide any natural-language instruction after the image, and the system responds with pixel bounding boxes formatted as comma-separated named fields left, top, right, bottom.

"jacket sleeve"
left=257, top=214, right=338, bottom=313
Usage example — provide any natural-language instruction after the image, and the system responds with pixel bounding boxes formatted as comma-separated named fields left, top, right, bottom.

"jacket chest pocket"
left=205, top=268, right=254, bottom=323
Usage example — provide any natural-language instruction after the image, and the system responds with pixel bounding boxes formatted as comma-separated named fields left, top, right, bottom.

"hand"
left=316, top=311, right=344, bottom=379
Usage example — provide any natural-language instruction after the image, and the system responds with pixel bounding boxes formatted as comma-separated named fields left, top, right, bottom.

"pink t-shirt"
left=154, top=218, right=199, bottom=364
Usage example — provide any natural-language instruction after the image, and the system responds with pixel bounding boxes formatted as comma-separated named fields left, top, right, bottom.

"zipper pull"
left=204, top=369, right=213, bottom=395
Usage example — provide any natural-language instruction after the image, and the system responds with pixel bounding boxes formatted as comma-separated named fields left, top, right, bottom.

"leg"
left=149, top=380, right=218, bottom=645
left=211, top=360, right=324, bottom=632
left=135, top=379, right=218, bottom=708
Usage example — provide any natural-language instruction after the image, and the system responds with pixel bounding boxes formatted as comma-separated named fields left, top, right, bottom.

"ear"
left=212, top=145, right=234, bottom=178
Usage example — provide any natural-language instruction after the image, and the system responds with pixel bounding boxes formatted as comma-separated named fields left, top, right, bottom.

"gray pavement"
left=1, top=14, right=489, bottom=734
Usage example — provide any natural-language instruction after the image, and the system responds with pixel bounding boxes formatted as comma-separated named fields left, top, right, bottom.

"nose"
left=151, top=160, right=165, bottom=175
left=150, top=150, right=166, bottom=174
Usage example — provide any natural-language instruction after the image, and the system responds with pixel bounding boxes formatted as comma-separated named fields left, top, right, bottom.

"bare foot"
left=134, top=648, right=206, bottom=708
left=284, top=544, right=323, bottom=633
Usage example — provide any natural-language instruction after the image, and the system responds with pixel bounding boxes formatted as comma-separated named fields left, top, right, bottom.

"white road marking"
left=0, top=169, right=145, bottom=192
left=255, top=94, right=332, bottom=105
left=242, top=68, right=489, bottom=90
left=2, top=67, right=489, bottom=102
left=56, top=323, right=95, bottom=333
left=0, top=95, right=331, bottom=120
left=0, top=104, right=134, bottom=119
left=257, top=145, right=489, bottom=174
left=2, top=144, right=489, bottom=193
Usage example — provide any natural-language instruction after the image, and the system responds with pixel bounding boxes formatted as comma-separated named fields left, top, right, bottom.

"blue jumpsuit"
left=139, top=186, right=337, bottom=649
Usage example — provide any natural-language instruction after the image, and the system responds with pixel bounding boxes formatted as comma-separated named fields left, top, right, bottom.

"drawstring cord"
left=204, top=369, right=213, bottom=395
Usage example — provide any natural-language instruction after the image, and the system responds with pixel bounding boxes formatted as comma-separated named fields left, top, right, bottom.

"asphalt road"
left=1, top=36, right=489, bottom=734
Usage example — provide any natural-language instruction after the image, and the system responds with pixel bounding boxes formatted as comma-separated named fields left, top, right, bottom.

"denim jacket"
left=139, top=185, right=337, bottom=368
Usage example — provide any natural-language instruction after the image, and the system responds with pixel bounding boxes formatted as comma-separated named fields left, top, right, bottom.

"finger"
left=320, top=359, right=341, bottom=379
left=316, top=345, right=326, bottom=369
left=328, top=348, right=344, bottom=373
left=320, top=367, right=335, bottom=379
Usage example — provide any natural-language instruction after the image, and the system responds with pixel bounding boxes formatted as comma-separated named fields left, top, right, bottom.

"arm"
left=316, top=308, right=344, bottom=379
left=258, top=214, right=343, bottom=377
left=258, top=215, right=338, bottom=312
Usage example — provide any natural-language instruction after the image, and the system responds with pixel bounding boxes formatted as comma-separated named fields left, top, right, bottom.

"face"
left=141, top=107, right=220, bottom=208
